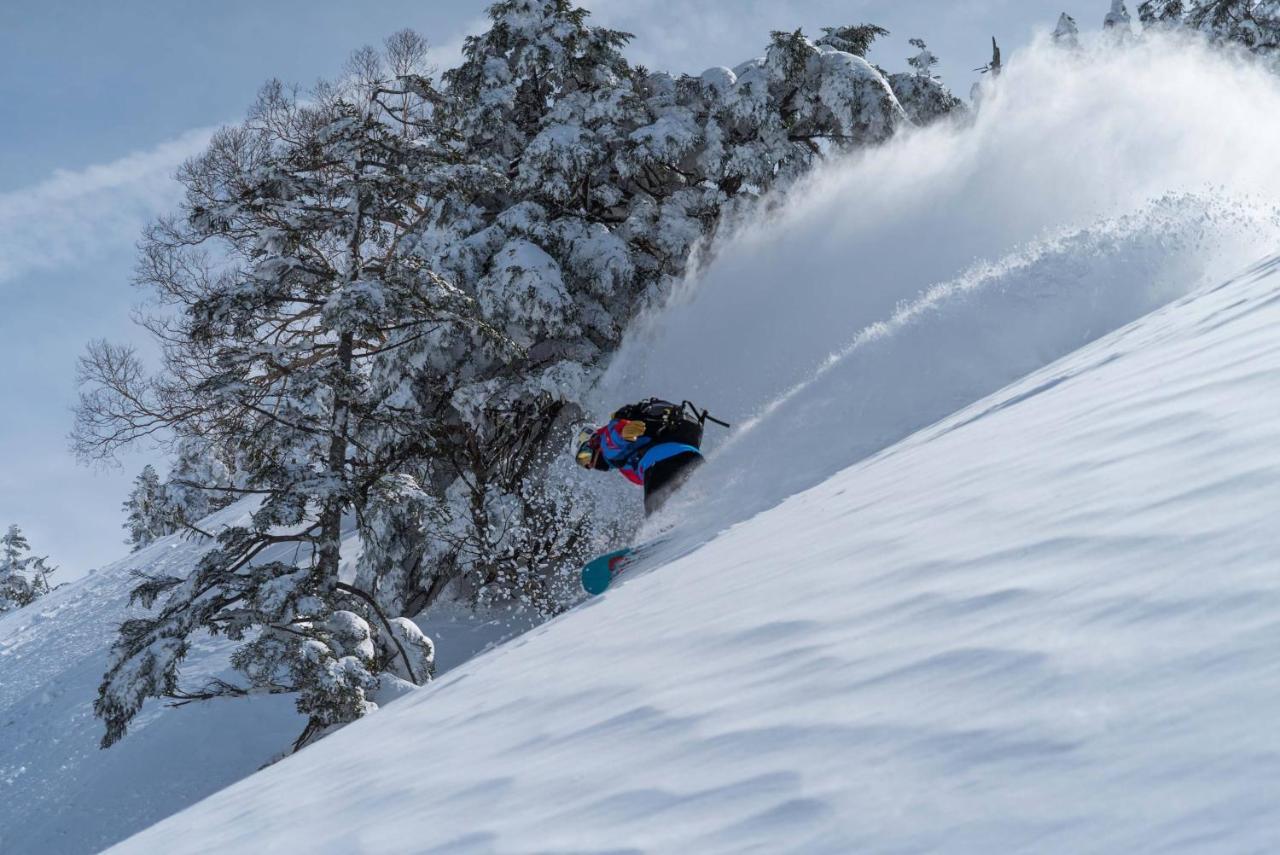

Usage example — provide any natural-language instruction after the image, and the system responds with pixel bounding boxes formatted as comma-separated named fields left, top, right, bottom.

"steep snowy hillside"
left=0, top=505, right=305, bottom=854
left=0, top=506, right=533, bottom=855
left=110, top=254, right=1280, bottom=852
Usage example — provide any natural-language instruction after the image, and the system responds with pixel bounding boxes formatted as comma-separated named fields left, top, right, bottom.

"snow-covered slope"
left=0, top=508, right=533, bottom=855
left=109, top=254, right=1280, bottom=852
left=0, top=506, right=305, bottom=855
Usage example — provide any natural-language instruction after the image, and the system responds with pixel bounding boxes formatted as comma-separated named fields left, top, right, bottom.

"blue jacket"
left=590, top=417, right=701, bottom=486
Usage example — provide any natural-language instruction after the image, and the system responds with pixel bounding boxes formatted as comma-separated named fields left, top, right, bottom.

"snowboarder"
left=575, top=399, right=727, bottom=515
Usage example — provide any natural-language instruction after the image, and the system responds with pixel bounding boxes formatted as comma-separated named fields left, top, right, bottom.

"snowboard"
left=580, top=538, right=668, bottom=596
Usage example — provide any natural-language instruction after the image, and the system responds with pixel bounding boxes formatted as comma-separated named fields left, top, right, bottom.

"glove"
left=619, top=420, right=646, bottom=441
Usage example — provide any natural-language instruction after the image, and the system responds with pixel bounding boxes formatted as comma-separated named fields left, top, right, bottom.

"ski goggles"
left=574, top=426, right=599, bottom=469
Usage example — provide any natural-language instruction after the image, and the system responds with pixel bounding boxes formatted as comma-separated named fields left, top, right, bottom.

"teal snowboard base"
left=580, top=538, right=670, bottom=595
left=580, top=548, right=636, bottom=595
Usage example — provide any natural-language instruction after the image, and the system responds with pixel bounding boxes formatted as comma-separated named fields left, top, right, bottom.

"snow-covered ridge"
left=109, top=251, right=1280, bottom=853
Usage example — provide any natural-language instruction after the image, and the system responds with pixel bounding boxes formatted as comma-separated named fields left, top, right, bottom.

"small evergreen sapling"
left=1054, top=13, right=1083, bottom=47
left=889, top=39, right=965, bottom=125
left=907, top=38, right=940, bottom=76
left=123, top=465, right=172, bottom=551
left=1105, top=0, right=1135, bottom=39
left=0, top=525, right=56, bottom=613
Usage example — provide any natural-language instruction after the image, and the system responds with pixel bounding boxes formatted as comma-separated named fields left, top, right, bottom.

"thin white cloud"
left=0, top=13, right=476, bottom=291
left=0, top=127, right=216, bottom=284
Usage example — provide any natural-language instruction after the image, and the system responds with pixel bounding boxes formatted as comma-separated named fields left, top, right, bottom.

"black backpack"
left=611, top=399, right=728, bottom=449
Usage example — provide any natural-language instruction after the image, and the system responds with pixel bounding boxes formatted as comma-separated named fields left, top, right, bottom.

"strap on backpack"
left=613, top=398, right=731, bottom=432
left=681, top=400, right=730, bottom=429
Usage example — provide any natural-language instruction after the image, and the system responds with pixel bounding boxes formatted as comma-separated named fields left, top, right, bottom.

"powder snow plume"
left=591, top=32, right=1280, bottom=538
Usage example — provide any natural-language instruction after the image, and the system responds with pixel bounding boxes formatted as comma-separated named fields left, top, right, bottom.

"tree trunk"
left=320, top=164, right=365, bottom=579
left=318, top=332, right=354, bottom=579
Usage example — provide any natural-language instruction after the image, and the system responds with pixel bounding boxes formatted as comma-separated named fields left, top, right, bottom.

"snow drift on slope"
left=592, top=33, right=1280, bottom=541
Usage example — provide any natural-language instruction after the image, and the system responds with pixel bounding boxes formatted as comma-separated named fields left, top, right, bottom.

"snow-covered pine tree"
left=907, top=37, right=940, bottom=75
left=615, top=21, right=915, bottom=297
left=1187, top=0, right=1250, bottom=37
left=814, top=24, right=890, bottom=57
left=378, top=0, right=650, bottom=613
left=1186, top=0, right=1280, bottom=55
left=1105, top=0, right=1135, bottom=39
left=1138, top=0, right=1188, bottom=26
left=1, top=525, right=36, bottom=612
left=888, top=38, right=966, bottom=125
left=74, top=35, right=467, bottom=750
left=1054, top=13, right=1083, bottom=47
left=122, top=465, right=173, bottom=551
left=438, top=0, right=643, bottom=346
left=0, top=524, right=55, bottom=613
left=758, top=29, right=904, bottom=163
left=161, top=436, right=236, bottom=532
left=1259, top=1, right=1280, bottom=53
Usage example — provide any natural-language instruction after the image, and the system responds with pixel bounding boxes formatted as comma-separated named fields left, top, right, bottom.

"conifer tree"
left=1138, top=0, right=1187, bottom=26
left=907, top=38, right=940, bottom=76
left=162, top=437, right=236, bottom=532
left=1054, top=13, right=1083, bottom=47
left=1187, top=1, right=1280, bottom=54
left=122, top=465, right=172, bottom=551
left=888, top=39, right=965, bottom=124
left=1105, top=1, right=1135, bottom=38
left=387, top=0, right=652, bottom=612
left=0, top=525, right=55, bottom=613
left=1259, top=1, right=1280, bottom=54
left=1188, top=0, right=1249, bottom=36
left=814, top=24, right=890, bottom=57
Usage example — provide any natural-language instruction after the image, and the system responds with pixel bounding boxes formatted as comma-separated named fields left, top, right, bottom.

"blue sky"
left=0, top=0, right=1109, bottom=579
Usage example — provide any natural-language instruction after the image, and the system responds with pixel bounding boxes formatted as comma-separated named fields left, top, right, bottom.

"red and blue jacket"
left=588, top=418, right=702, bottom=486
